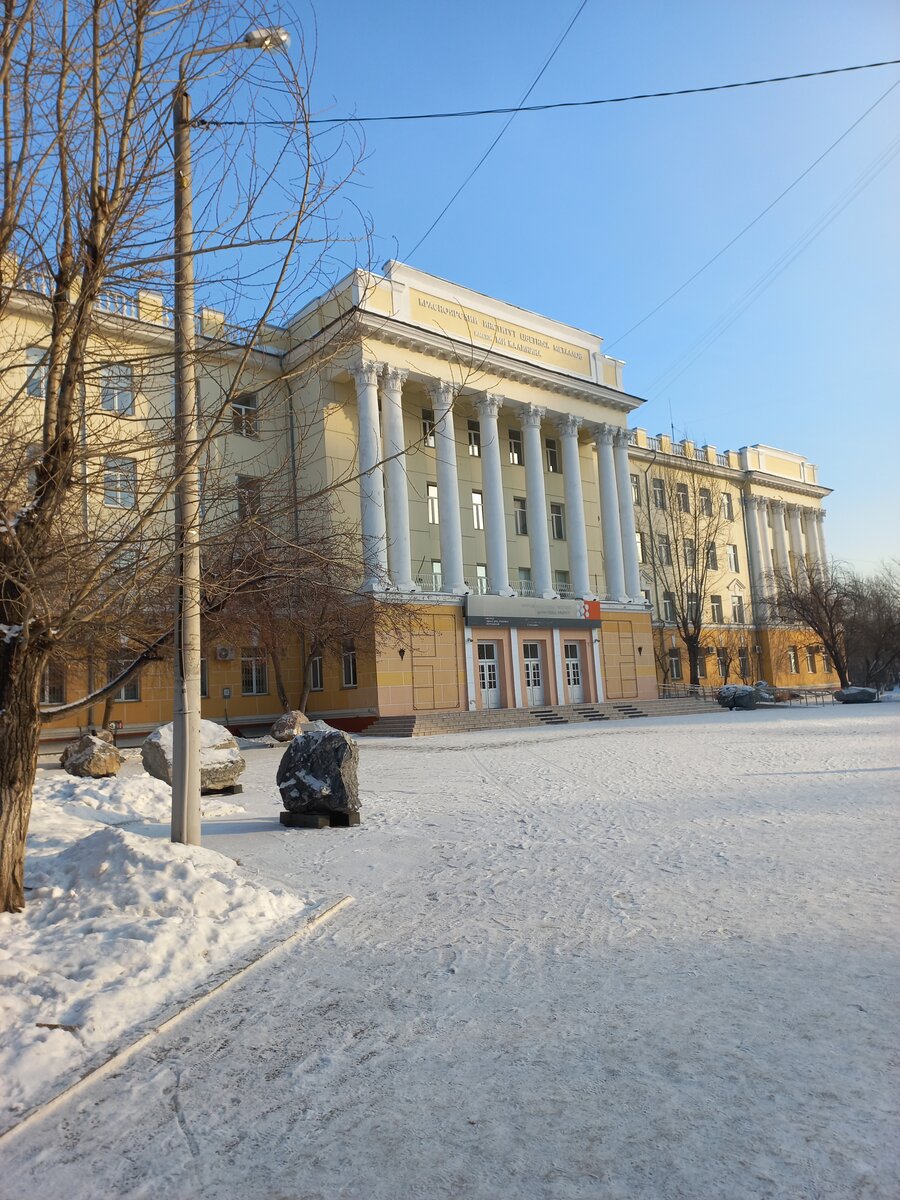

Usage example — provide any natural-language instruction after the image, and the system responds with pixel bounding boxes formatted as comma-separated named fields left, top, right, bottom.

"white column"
left=380, top=366, right=415, bottom=591
left=756, top=499, right=774, bottom=597
left=786, top=503, right=804, bottom=581
left=509, top=627, right=524, bottom=708
left=815, top=509, right=829, bottom=567
left=770, top=500, right=790, bottom=576
left=594, top=423, right=627, bottom=602
left=351, top=360, right=389, bottom=590
left=803, top=507, right=823, bottom=570
left=557, top=415, right=594, bottom=599
left=475, top=394, right=514, bottom=596
left=430, top=379, right=467, bottom=594
left=743, top=495, right=767, bottom=609
left=613, top=428, right=641, bottom=601
left=521, top=404, right=555, bottom=598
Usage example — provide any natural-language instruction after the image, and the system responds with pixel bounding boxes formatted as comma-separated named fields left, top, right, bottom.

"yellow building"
left=3, top=261, right=837, bottom=741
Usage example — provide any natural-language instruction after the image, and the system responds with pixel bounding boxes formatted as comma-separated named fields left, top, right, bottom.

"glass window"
left=636, top=531, right=646, bottom=563
left=687, top=592, right=700, bottom=621
left=727, top=544, right=740, bottom=571
left=806, top=647, right=817, bottom=673
left=422, top=409, right=435, bottom=448
left=652, top=478, right=666, bottom=509
left=554, top=569, right=570, bottom=596
left=40, top=660, right=66, bottom=706
left=517, top=567, right=533, bottom=596
left=676, top=482, right=690, bottom=513
left=787, top=646, right=799, bottom=674
left=630, top=473, right=641, bottom=505
left=545, top=438, right=560, bottom=473
left=722, top=493, right=734, bottom=520
left=662, top=591, right=676, bottom=622
left=668, top=649, right=682, bottom=681
left=474, top=563, right=488, bottom=594
left=241, top=647, right=268, bottom=695
left=822, top=651, right=833, bottom=673
left=236, top=475, right=261, bottom=520
left=430, top=560, right=442, bottom=590
left=467, top=419, right=481, bottom=456
left=697, top=652, right=707, bottom=679
left=699, top=487, right=712, bottom=516
left=472, top=490, right=484, bottom=530
left=707, top=543, right=718, bottom=570
left=427, top=482, right=439, bottom=525
left=508, top=428, right=523, bottom=466
left=731, top=594, right=745, bottom=624
left=100, top=363, right=134, bottom=415
left=710, top=595, right=724, bottom=623
left=514, top=497, right=527, bottom=536
left=685, top=538, right=696, bottom=567
left=232, top=392, right=258, bottom=437
left=658, top=535, right=672, bottom=566
left=550, top=502, right=565, bottom=540
left=26, top=347, right=47, bottom=398
left=107, top=655, right=139, bottom=702
left=103, top=457, right=137, bottom=507
left=738, top=647, right=751, bottom=679
left=310, top=655, right=324, bottom=691
left=341, top=640, right=358, bottom=689
left=716, top=648, right=729, bottom=676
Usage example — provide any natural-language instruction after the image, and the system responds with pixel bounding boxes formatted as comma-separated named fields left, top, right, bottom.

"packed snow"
left=2, top=704, right=898, bottom=1199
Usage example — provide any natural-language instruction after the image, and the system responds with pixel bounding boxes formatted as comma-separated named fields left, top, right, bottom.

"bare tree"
left=768, top=562, right=851, bottom=688
left=637, top=467, right=737, bottom=687
left=0, top=0, right=367, bottom=911
left=844, top=564, right=900, bottom=688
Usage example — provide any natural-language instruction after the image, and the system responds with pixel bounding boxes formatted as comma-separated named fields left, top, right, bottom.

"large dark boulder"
left=276, top=724, right=360, bottom=816
left=833, top=687, right=879, bottom=704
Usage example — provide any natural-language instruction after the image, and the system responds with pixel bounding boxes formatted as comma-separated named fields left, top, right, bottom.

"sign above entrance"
left=466, top=595, right=602, bottom=630
left=408, top=288, right=593, bottom=379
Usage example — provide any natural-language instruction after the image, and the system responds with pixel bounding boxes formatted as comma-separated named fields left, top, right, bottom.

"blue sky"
left=297, top=0, right=899, bottom=572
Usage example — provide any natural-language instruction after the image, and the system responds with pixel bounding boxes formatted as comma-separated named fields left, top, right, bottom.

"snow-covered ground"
left=2, top=704, right=898, bottom=1199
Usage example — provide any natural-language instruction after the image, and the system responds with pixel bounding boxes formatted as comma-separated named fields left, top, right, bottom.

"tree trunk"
left=268, top=646, right=291, bottom=712
left=299, top=650, right=314, bottom=713
left=0, top=645, right=45, bottom=912
left=101, top=692, right=115, bottom=730
left=686, top=638, right=701, bottom=687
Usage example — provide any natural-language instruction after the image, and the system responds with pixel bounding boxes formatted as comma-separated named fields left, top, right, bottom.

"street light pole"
left=171, top=27, right=290, bottom=846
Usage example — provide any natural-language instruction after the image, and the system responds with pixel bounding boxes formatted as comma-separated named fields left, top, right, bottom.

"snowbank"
left=36, top=771, right=245, bottom=825
left=0, top=774, right=317, bottom=1123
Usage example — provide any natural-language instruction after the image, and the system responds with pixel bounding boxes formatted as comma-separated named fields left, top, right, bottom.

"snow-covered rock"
left=141, top=719, right=245, bottom=792
left=270, top=710, right=311, bottom=742
left=276, top=723, right=359, bottom=815
left=60, top=734, right=124, bottom=778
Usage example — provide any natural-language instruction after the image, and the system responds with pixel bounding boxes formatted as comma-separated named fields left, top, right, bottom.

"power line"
left=406, top=0, right=588, bottom=259
left=202, top=58, right=900, bottom=128
left=604, top=76, right=900, bottom=351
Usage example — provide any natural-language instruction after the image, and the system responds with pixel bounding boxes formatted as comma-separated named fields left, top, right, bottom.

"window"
left=676, top=482, right=690, bottom=513
left=636, top=531, right=647, bottom=563
left=687, top=591, right=700, bottom=621
left=472, top=490, right=484, bottom=530
left=716, top=649, right=729, bottom=677
left=40, top=661, right=65, bottom=706
left=103, top=457, right=137, bottom=507
left=707, top=543, right=718, bottom=570
left=422, top=409, right=435, bottom=448
left=107, top=656, right=140, bottom=702
left=232, top=392, right=258, bottom=437
left=722, top=492, right=734, bottom=520
left=200, top=658, right=209, bottom=699
left=550, top=502, right=566, bottom=540
left=787, top=646, right=800, bottom=674
left=697, top=652, right=707, bottom=679
left=699, top=487, right=713, bottom=516
left=508, top=428, right=523, bottom=466
left=685, top=538, right=696, bottom=567
left=554, top=569, right=570, bottom=596
left=517, top=567, right=533, bottom=596
left=631, top=473, right=641, bottom=506
left=100, top=363, right=134, bottom=415
left=241, top=647, right=268, bottom=695
left=474, top=564, right=488, bottom=594
left=467, top=419, right=481, bottom=457
left=427, top=482, right=439, bottom=525
left=658, top=535, right=672, bottom=566
left=662, top=591, right=676, bottom=622
left=710, top=594, right=724, bottom=623
left=514, top=497, right=528, bottom=536
left=727, top=544, right=740, bottom=572
left=806, top=647, right=817, bottom=673
left=236, top=475, right=261, bottom=520
left=25, top=347, right=47, bottom=398
left=641, top=588, right=651, bottom=604
left=545, top=437, right=560, bottom=473
left=822, top=651, right=833, bottom=673
left=310, top=655, right=324, bottom=691
left=738, top=647, right=751, bottom=679
left=668, top=649, right=683, bottom=681
left=652, top=478, right=666, bottom=509
left=731, top=594, right=745, bottom=624
left=430, top=560, right=442, bottom=590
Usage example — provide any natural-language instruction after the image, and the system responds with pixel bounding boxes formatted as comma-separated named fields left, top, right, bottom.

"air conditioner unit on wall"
left=215, top=645, right=236, bottom=661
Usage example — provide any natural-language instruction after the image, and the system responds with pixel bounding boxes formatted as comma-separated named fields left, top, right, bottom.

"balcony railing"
left=671, top=442, right=686, bottom=458
left=512, top=580, right=535, bottom=597
left=716, top=452, right=730, bottom=467
left=694, top=447, right=707, bottom=462
left=415, top=574, right=443, bottom=593
left=647, top=436, right=662, bottom=452
left=466, top=576, right=489, bottom=595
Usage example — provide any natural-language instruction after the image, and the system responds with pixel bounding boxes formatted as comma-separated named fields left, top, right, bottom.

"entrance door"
left=477, top=642, right=501, bottom=709
left=564, top=641, right=584, bottom=702
left=522, top=641, right=545, bottom=706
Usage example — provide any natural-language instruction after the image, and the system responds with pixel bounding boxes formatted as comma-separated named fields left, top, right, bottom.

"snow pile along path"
left=37, top=771, right=245, bottom=825
left=0, top=779, right=317, bottom=1125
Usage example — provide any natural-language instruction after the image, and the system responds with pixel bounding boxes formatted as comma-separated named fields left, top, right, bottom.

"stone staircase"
left=359, top=695, right=721, bottom=738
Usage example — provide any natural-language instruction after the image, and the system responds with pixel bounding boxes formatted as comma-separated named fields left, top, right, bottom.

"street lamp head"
left=243, top=26, right=290, bottom=50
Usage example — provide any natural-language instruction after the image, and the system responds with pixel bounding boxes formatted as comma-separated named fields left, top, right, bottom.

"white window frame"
left=513, top=497, right=528, bottom=536
left=25, top=347, right=48, bottom=398
left=787, top=646, right=800, bottom=674
left=341, top=640, right=358, bottom=688
left=699, top=488, right=713, bottom=517
left=652, top=478, right=666, bottom=510
left=722, top=493, right=734, bottom=520
left=467, top=419, right=481, bottom=457
left=550, top=502, right=566, bottom=541
left=676, top=483, right=690, bottom=513
left=310, top=654, right=324, bottom=691
left=422, top=409, right=435, bottom=448
left=107, top=655, right=140, bottom=702
left=727, top=544, right=740, bottom=572
left=731, top=594, right=745, bottom=624
left=103, top=457, right=137, bottom=508
left=40, top=660, right=66, bottom=706
left=472, top=489, right=484, bottom=530
left=241, top=647, right=269, bottom=696
left=710, top=594, right=724, bottom=623
left=100, top=362, right=134, bottom=415
left=236, top=475, right=261, bottom=520
left=662, top=592, right=676, bottom=622
left=630, top=473, right=641, bottom=506
left=427, top=482, right=439, bottom=525
left=545, top=437, right=560, bottom=473
left=508, top=428, right=523, bottom=466
left=232, top=391, right=258, bottom=438
left=668, top=649, right=683, bottom=681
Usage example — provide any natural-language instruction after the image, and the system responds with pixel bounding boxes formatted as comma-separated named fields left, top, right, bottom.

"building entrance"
left=564, top=641, right=584, bottom=702
left=477, top=642, right=501, bottom=709
left=522, top=641, right=545, bottom=706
